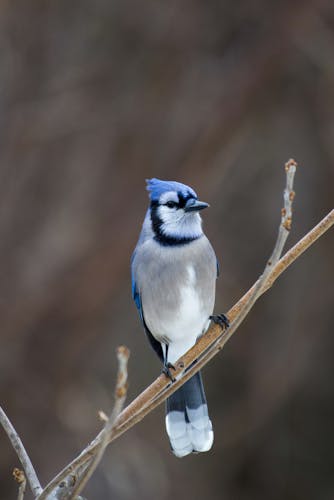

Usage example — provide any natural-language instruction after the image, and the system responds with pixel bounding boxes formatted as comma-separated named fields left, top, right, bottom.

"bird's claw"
left=163, top=362, right=176, bottom=382
left=210, top=313, right=230, bottom=329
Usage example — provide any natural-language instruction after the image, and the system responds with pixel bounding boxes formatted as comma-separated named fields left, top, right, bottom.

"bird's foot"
left=163, top=362, right=177, bottom=382
left=210, top=313, right=230, bottom=329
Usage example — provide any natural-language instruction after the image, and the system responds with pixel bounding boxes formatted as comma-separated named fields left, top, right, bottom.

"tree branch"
left=0, top=406, right=43, bottom=498
left=38, top=160, right=334, bottom=499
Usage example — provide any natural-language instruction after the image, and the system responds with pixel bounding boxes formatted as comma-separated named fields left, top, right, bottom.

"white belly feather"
left=145, top=266, right=210, bottom=364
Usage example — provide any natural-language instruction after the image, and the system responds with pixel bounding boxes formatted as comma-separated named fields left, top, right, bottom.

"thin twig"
left=13, top=468, right=27, bottom=500
left=190, top=159, right=297, bottom=369
left=0, top=406, right=43, bottom=497
left=38, top=162, right=334, bottom=500
left=17, top=481, right=26, bottom=500
left=68, top=346, right=130, bottom=500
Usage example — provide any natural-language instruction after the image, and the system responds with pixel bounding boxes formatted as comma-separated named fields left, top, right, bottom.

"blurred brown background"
left=0, top=0, right=333, bottom=499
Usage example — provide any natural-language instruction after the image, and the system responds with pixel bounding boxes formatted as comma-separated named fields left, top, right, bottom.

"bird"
left=131, top=178, right=228, bottom=457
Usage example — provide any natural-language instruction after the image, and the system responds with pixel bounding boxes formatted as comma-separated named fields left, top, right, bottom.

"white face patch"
left=157, top=205, right=203, bottom=239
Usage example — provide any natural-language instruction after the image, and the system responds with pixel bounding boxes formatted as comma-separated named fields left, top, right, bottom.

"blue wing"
left=216, top=258, right=220, bottom=278
left=131, top=252, right=142, bottom=313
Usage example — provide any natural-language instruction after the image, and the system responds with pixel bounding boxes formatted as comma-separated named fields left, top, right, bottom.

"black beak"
left=184, top=199, right=210, bottom=212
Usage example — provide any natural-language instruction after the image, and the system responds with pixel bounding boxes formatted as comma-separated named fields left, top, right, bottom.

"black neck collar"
left=154, top=233, right=199, bottom=247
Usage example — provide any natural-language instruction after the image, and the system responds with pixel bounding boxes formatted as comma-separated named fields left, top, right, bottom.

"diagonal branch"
left=38, top=160, right=334, bottom=499
left=0, top=406, right=43, bottom=498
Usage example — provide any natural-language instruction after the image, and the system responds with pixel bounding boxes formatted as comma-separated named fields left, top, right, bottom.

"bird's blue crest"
left=146, top=178, right=197, bottom=202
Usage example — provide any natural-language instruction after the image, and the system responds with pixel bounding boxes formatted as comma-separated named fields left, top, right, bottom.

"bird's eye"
left=166, top=201, right=177, bottom=209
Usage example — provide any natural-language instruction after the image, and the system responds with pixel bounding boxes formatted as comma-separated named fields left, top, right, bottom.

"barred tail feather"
left=165, top=371, right=213, bottom=457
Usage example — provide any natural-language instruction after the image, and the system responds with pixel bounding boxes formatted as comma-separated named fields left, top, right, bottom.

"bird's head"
left=146, top=178, right=209, bottom=245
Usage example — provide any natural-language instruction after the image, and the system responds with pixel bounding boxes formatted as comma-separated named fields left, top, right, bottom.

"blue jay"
left=131, top=179, right=228, bottom=457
